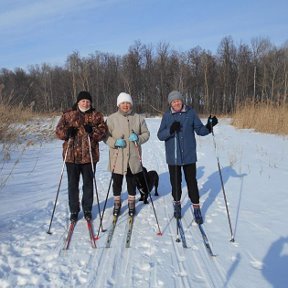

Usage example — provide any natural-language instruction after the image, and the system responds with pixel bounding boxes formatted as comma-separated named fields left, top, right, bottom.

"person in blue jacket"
left=157, top=91, right=218, bottom=224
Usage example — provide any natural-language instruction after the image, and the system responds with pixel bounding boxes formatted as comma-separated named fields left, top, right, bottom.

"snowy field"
left=0, top=117, right=287, bottom=288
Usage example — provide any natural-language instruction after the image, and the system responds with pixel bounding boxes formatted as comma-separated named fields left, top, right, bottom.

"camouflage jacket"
left=55, top=107, right=108, bottom=164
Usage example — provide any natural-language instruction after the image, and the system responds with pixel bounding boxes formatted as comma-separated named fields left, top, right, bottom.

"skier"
left=104, top=92, right=150, bottom=217
left=157, top=90, right=218, bottom=224
left=55, top=91, right=108, bottom=222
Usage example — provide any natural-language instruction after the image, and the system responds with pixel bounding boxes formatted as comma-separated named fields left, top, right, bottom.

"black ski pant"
left=168, top=163, right=200, bottom=204
left=112, top=167, right=136, bottom=196
left=66, top=162, right=95, bottom=214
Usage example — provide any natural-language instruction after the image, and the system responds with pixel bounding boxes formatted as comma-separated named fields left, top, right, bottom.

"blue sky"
left=1, top=0, right=287, bottom=71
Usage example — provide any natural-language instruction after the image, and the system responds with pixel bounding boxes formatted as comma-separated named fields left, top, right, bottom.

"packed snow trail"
left=0, top=118, right=288, bottom=287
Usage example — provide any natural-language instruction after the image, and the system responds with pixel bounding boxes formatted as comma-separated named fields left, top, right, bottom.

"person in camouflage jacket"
left=55, top=91, right=108, bottom=222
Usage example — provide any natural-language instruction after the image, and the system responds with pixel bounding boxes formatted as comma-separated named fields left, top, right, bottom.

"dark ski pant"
left=168, top=163, right=200, bottom=204
left=66, top=162, right=95, bottom=213
left=112, top=167, right=136, bottom=196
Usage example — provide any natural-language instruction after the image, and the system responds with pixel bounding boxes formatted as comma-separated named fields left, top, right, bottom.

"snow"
left=0, top=117, right=288, bottom=288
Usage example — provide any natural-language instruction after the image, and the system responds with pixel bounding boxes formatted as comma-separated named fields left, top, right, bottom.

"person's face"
left=78, top=99, right=91, bottom=110
left=119, top=102, right=132, bottom=113
left=171, top=99, right=183, bottom=112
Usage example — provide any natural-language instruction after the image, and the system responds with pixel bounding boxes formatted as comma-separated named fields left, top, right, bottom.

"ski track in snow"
left=1, top=117, right=288, bottom=287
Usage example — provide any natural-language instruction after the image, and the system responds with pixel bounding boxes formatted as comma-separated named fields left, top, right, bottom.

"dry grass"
left=0, top=104, right=39, bottom=141
left=0, top=104, right=37, bottom=124
left=0, top=104, right=58, bottom=143
left=232, top=101, right=288, bottom=135
left=1, top=101, right=288, bottom=143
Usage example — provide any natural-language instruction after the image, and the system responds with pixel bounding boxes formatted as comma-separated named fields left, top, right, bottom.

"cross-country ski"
left=198, top=224, right=216, bottom=257
left=176, top=218, right=188, bottom=248
left=63, top=221, right=77, bottom=250
left=125, top=215, right=134, bottom=248
left=105, top=215, right=119, bottom=248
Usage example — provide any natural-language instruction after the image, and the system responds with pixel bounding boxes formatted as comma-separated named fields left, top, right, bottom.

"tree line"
left=0, top=36, right=287, bottom=115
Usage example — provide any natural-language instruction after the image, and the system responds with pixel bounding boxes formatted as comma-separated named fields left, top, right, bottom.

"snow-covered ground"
left=0, top=117, right=287, bottom=288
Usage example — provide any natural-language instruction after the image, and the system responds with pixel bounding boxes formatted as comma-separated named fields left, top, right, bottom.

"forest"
left=0, top=36, right=287, bottom=115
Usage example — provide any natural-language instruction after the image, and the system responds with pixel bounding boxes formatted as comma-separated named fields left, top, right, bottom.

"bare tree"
left=1, top=37, right=287, bottom=114
left=217, top=36, right=237, bottom=113
left=251, top=37, right=271, bottom=103
left=155, top=42, right=171, bottom=111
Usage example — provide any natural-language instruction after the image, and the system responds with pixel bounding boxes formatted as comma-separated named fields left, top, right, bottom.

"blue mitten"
left=128, top=132, right=138, bottom=142
left=115, top=138, right=126, bottom=148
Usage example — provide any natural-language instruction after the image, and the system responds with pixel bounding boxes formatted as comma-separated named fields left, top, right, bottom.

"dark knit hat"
left=77, top=91, right=92, bottom=103
left=168, top=90, right=183, bottom=105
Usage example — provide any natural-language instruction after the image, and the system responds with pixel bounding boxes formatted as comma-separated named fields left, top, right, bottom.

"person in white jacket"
left=105, top=92, right=150, bottom=216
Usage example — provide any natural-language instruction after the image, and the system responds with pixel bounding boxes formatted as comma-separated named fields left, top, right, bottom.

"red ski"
left=63, top=221, right=77, bottom=250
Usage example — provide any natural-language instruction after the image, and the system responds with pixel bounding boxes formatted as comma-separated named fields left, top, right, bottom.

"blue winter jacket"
left=157, top=105, right=210, bottom=165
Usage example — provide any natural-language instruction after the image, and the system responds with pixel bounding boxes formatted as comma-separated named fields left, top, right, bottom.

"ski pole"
left=209, top=119, right=235, bottom=242
left=176, top=220, right=180, bottom=243
left=87, top=135, right=104, bottom=231
left=174, top=133, right=181, bottom=242
left=133, top=140, right=162, bottom=236
left=95, top=147, right=120, bottom=239
left=47, top=139, right=71, bottom=234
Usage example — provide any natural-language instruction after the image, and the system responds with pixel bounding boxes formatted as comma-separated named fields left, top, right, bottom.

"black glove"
left=66, top=127, right=78, bottom=139
left=84, top=124, right=93, bottom=134
left=206, top=115, right=218, bottom=132
left=170, top=121, right=181, bottom=134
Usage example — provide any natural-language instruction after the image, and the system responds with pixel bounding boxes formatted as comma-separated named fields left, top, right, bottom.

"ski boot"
left=84, top=211, right=92, bottom=221
left=70, top=212, right=78, bottom=222
left=113, top=196, right=121, bottom=216
left=173, top=201, right=181, bottom=219
left=193, top=204, right=203, bottom=224
left=128, top=196, right=136, bottom=216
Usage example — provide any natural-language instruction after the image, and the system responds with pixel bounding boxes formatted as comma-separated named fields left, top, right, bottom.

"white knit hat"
left=117, top=92, right=133, bottom=107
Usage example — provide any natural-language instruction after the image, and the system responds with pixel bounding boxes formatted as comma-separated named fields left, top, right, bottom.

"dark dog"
left=135, top=167, right=159, bottom=204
